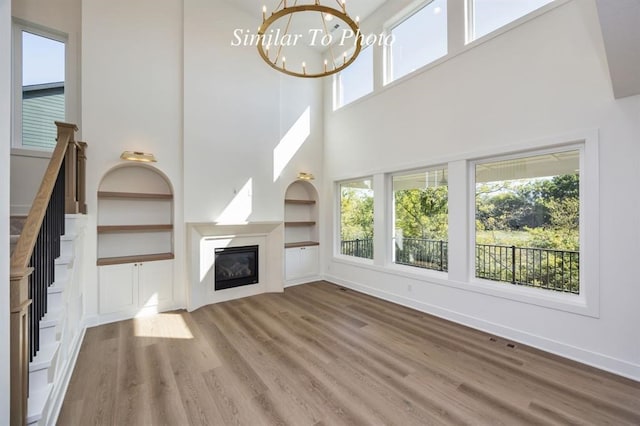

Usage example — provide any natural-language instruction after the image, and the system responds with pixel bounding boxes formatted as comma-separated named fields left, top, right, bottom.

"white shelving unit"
left=97, top=165, right=174, bottom=314
left=284, top=180, right=319, bottom=283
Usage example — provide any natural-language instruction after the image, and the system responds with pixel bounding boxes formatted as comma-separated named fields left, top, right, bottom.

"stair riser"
left=47, top=292, right=64, bottom=311
left=29, top=367, right=50, bottom=392
left=54, top=263, right=69, bottom=282
left=60, top=239, right=74, bottom=257
left=39, top=325, right=59, bottom=347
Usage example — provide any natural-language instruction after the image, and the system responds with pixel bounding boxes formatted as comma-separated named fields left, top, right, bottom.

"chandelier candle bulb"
left=262, top=5, right=266, bottom=21
left=302, top=61, right=307, bottom=74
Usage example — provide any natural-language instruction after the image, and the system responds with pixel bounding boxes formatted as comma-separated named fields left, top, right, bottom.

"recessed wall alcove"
left=97, top=164, right=175, bottom=317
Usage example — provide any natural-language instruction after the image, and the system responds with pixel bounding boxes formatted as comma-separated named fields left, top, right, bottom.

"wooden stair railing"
left=9, top=122, right=86, bottom=426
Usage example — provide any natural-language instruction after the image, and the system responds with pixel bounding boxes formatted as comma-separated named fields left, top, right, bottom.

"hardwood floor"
left=58, top=281, right=640, bottom=425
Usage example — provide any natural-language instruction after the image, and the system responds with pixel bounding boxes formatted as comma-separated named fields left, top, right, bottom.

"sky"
left=22, top=31, right=65, bottom=86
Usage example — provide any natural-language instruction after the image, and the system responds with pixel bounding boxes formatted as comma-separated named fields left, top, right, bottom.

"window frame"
left=335, top=176, right=376, bottom=263
left=331, top=131, right=599, bottom=317
left=334, top=45, right=374, bottom=110
left=389, top=165, right=449, bottom=276
left=383, top=0, right=448, bottom=85
left=12, top=19, right=68, bottom=153
left=465, top=0, right=559, bottom=45
left=468, top=137, right=599, bottom=317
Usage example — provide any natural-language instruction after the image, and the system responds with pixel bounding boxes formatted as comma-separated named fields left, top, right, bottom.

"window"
left=335, top=46, right=373, bottom=109
left=474, top=149, right=580, bottom=293
left=386, top=0, right=447, bottom=84
left=392, top=167, right=448, bottom=272
left=467, top=0, right=555, bottom=42
left=339, top=178, right=374, bottom=259
left=13, top=23, right=66, bottom=150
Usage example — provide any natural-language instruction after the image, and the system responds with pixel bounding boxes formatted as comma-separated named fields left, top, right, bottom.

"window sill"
left=330, top=256, right=597, bottom=318
left=11, top=147, right=53, bottom=159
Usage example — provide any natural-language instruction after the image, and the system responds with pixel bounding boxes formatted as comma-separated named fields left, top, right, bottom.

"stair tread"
left=60, top=233, right=78, bottom=241
left=27, top=383, right=52, bottom=424
left=40, top=309, right=63, bottom=328
left=30, top=342, right=60, bottom=372
left=48, top=284, right=65, bottom=295
left=55, top=255, right=74, bottom=265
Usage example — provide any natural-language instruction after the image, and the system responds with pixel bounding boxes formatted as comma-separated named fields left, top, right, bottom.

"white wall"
left=10, top=0, right=82, bottom=215
left=1, top=0, right=12, bottom=421
left=323, top=0, right=640, bottom=379
left=183, top=0, right=323, bottom=224
left=81, top=0, right=184, bottom=316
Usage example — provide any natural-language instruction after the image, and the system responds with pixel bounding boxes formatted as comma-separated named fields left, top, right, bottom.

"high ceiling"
left=229, top=0, right=388, bottom=23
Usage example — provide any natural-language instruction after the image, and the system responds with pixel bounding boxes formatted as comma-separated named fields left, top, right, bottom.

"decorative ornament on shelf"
left=120, top=151, right=157, bottom=163
left=258, top=0, right=362, bottom=78
left=297, top=172, right=315, bottom=180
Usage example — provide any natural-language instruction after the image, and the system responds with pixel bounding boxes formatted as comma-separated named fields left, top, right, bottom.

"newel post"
left=77, top=141, right=87, bottom=214
left=9, top=267, right=33, bottom=426
left=55, top=122, right=80, bottom=214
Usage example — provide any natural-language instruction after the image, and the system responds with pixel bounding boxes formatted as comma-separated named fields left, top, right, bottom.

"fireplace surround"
left=188, top=222, right=284, bottom=311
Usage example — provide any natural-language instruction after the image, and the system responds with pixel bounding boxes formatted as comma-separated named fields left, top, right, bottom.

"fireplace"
left=214, top=245, right=259, bottom=290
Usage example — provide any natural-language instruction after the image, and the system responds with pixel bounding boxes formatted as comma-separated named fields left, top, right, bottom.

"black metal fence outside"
left=340, top=238, right=580, bottom=293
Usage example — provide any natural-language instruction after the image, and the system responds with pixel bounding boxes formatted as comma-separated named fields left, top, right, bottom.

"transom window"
left=392, top=167, right=448, bottom=272
left=467, top=0, right=555, bottom=42
left=335, top=46, right=373, bottom=109
left=386, top=0, right=448, bottom=84
left=339, top=178, right=374, bottom=260
left=13, top=23, right=66, bottom=151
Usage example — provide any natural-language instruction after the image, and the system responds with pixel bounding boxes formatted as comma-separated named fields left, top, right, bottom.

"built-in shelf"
left=97, top=224, right=173, bottom=233
left=284, top=199, right=316, bottom=205
left=98, top=191, right=173, bottom=200
left=97, top=252, right=175, bottom=266
left=284, top=221, right=316, bottom=227
left=284, top=241, right=320, bottom=249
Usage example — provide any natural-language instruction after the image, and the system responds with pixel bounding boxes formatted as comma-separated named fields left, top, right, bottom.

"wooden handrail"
left=10, top=122, right=77, bottom=271
left=9, top=121, right=82, bottom=426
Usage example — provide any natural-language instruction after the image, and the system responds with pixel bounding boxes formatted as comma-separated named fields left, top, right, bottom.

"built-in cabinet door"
left=285, top=246, right=319, bottom=280
left=139, top=259, right=173, bottom=307
left=299, top=246, right=319, bottom=277
left=99, top=260, right=173, bottom=314
left=99, top=263, right=137, bottom=314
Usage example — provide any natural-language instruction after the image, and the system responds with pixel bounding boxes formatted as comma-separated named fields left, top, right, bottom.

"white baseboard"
left=324, top=274, right=640, bottom=382
left=284, top=275, right=322, bottom=288
left=11, top=204, right=31, bottom=216
left=46, top=324, right=86, bottom=426
left=85, top=303, right=185, bottom=328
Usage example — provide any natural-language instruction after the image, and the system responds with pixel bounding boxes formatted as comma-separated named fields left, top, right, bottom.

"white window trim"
left=333, top=0, right=572, bottom=105
left=331, top=130, right=599, bottom=318
left=389, top=165, right=450, bottom=274
left=465, top=0, right=565, bottom=45
left=335, top=177, right=376, bottom=264
left=383, top=0, right=445, bottom=85
left=11, top=19, right=67, bottom=153
left=467, top=136, right=599, bottom=318
left=333, top=45, right=374, bottom=111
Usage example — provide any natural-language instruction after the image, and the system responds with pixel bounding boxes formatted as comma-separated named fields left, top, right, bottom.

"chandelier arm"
left=257, top=4, right=362, bottom=78
left=319, top=10, right=338, bottom=69
left=275, top=0, right=299, bottom=65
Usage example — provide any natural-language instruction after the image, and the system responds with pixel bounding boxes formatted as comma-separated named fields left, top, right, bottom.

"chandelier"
left=257, top=0, right=362, bottom=78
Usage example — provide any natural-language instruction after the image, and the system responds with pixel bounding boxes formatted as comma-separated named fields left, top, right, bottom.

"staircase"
left=17, top=215, right=86, bottom=426
left=10, top=122, right=87, bottom=426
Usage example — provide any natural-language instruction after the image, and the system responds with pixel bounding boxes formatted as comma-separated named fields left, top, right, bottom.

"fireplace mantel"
left=187, top=222, right=284, bottom=311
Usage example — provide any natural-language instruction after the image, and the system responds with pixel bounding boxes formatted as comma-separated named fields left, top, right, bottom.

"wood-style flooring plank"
left=58, top=281, right=640, bottom=426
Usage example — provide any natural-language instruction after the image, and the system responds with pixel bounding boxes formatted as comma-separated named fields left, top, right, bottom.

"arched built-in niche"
left=96, top=164, right=174, bottom=315
left=284, top=180, right=320, bottom=284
